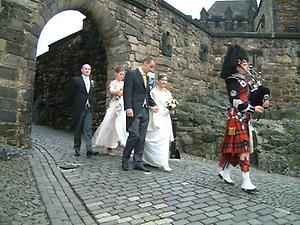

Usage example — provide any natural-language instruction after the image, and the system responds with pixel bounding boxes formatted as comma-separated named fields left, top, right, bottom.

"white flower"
left=91, top=80, right=95, bottom=87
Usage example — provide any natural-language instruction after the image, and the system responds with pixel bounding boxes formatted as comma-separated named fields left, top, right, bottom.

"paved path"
left=28, top=125, right=300, bottom=224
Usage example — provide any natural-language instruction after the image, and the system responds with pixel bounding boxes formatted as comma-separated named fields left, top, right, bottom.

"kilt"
left=220, top=114, right=250, bottom=155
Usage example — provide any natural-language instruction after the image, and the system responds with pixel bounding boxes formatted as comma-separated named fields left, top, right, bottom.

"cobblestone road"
left=6, top=125, right=300, bottom=225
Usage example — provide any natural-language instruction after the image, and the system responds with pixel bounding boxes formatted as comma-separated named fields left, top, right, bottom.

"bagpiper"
left=218, top=43, right=270, bottom=193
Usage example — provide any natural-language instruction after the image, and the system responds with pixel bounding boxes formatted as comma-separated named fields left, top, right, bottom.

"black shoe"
left=242, top=188, right=259, bottom=194
left=133, top=165, right=150, bottom=172
left=74, top=150, right=80, bottom=156
left=87, top=151, right=92, bottom=157
left=87, top=150, right=98, bottom=157
left=122, top=162, right=129, bottom=171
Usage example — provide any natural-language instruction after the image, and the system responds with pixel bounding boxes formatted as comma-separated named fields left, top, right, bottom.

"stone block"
left=0, top=52, right=27, bottom=68
left=6, top=41, right=24, bottom=57
left=0, top=28, right=25, bottom=44
left=20, top=88, right=33, bottom=102
left=0, top=110, right=17, bottom=122
left=0, top=124, right=17, bottom=138
left=17, top=111, right=32, bottom=124
left=135, top=52, right=147, bottom=62
left=0, top=98, right=21, bottom=110
left=0, top=86, right=18, bottom=99
left=0, top=38, right=6, bottom=51
left=25, top=32, right=38, bottom=48
left=146, top=45, right=159, bottom=56
left=128, top=35, right=139, bottom=45
left=0, top=65, right=18, bottom=80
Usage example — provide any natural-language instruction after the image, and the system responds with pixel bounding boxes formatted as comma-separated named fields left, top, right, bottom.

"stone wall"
left=255, top=0, right=299, bottom=33
left=254, top=0, right=274, bottom=32
left=273, top=0, right=299, bottom=32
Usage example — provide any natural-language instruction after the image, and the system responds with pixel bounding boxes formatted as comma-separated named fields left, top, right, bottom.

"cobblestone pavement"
left=15, top=125, right=300, bottom=224
left=0, top=156, right=49, bottom=225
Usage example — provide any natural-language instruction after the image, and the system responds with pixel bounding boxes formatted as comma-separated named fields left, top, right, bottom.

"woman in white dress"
left=143, top=74, right=174, bottom=171
left=92, top=66, right=127, bottom=155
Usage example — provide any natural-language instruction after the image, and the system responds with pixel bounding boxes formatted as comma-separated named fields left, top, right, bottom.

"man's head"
left=81, top=64, right=91, bottom=77
left=141, top=56, right=155, bottom=74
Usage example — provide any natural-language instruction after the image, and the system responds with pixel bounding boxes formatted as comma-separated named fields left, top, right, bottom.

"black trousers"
left=73, top=106, right=92, bottom=152
left=122, top=107, right=149, bottom=166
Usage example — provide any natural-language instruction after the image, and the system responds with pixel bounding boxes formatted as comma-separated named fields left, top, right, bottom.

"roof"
left=208, top=1, right=251, bottom=18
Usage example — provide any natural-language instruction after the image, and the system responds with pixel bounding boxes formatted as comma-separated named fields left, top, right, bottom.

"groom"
left=122, top=56, right=158, bottom=171
left=70, top=64, right=96, bottom=157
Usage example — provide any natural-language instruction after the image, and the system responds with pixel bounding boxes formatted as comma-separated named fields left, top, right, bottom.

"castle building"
left=198, top=0, right=299, bottom=33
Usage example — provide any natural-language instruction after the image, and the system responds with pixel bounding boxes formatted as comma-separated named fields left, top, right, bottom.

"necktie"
left=142, top=74, right=147, bottom=87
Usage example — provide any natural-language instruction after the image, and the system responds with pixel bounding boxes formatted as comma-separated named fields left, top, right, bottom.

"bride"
left=143, top=74, right=174, bottom=171
left=92, top=66, right=127, bottom=155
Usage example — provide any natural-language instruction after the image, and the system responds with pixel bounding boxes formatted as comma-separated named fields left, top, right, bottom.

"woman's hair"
left=157, top=73, right=167, bottom=81
left=114, top=66, right=124, bottom=73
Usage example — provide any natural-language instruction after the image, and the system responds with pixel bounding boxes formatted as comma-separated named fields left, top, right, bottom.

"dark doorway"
left=33, top=11, right=107, bottom=131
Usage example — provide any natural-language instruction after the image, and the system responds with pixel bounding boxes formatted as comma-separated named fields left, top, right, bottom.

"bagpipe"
left=247, top=66, right=270, bottom=108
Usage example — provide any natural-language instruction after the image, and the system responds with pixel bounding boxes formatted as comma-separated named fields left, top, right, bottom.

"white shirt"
left=82, top=74, right=90, bottom=93
left=82, top=74, right=90, bottom=107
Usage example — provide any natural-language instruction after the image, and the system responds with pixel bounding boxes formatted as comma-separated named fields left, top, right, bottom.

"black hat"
left=220, top=43, right=249, bottom=79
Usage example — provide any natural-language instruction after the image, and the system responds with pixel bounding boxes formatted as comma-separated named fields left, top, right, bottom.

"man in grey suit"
left=122, top=57, right=158, bottom=171
left=71, top=64, right=96, bottom=157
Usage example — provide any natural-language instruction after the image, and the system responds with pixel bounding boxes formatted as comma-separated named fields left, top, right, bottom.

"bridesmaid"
left=92, top=66, right=127, bottom=155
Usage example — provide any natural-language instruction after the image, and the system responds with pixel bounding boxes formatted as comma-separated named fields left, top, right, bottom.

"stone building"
left=0, top=0, right=299, bottom=175
left=198, top=0, right=258, bottom=32
left=255, top=0, right=299, bottom=32
left=198, top=0, right=299, bottom=33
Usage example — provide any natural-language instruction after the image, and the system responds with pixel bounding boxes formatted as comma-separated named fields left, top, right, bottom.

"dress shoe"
left=122, top=162, right=129, bottom=171
left=242, top=187, right=259, bottom=194
left=87, top=150, right=98, bottom=157
left=86, top=151, right=92, bottom=157
left=74, top=150, right=80, bottom=156
left=133, top=165, right=150, bottom=172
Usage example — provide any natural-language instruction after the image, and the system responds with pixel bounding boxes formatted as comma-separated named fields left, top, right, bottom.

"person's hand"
left=255, top=105, right=264, bottom=113
left=169, top=110, right=175, bottom=115
left=263, top=100, right=269, bottom=108
left=150, top=106, right=159, bottom=113
left=126, top=109, right=134, bottom=117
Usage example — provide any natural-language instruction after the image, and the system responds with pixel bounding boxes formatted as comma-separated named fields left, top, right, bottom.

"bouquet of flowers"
left=166, top=98, right=178, bottom=111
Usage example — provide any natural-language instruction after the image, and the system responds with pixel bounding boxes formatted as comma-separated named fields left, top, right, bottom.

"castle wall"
left=273, top=0, right=299, bottom=32
left=254, top=0, right=274, bottom=32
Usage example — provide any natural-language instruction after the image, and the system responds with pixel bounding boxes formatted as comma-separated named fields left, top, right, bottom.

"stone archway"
left=0, top=0, right=130, bottom=147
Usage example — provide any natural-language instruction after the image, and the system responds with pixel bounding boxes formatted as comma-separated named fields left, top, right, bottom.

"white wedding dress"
left=92, top=81, right=127, bottom=148
left=143, top=87, right=174, bottom=170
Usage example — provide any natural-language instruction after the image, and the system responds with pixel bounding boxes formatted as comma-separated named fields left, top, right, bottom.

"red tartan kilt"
left=220, top=116, right=250, bottom=154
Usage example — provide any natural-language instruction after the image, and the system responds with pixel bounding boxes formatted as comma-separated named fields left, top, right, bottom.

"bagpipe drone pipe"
left=247, top=66, right=270, bottom=108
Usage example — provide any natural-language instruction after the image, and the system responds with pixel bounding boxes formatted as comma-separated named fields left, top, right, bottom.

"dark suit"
left=71, top=75, right=95, bottom=153
left=122, top=69, right=156, bottom=166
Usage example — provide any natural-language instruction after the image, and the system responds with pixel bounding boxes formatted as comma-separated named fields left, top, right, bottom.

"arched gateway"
left=0, top=0, right=130, bottom=147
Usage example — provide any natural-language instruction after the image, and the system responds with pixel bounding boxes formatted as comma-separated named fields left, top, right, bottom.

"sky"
left=37, top=0, right=260, bottom=56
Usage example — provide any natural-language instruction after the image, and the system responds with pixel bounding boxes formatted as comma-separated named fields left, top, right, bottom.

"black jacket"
left=123, top=69, right=156, bottom=129
left=70, top=75, right=95, bottom=128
